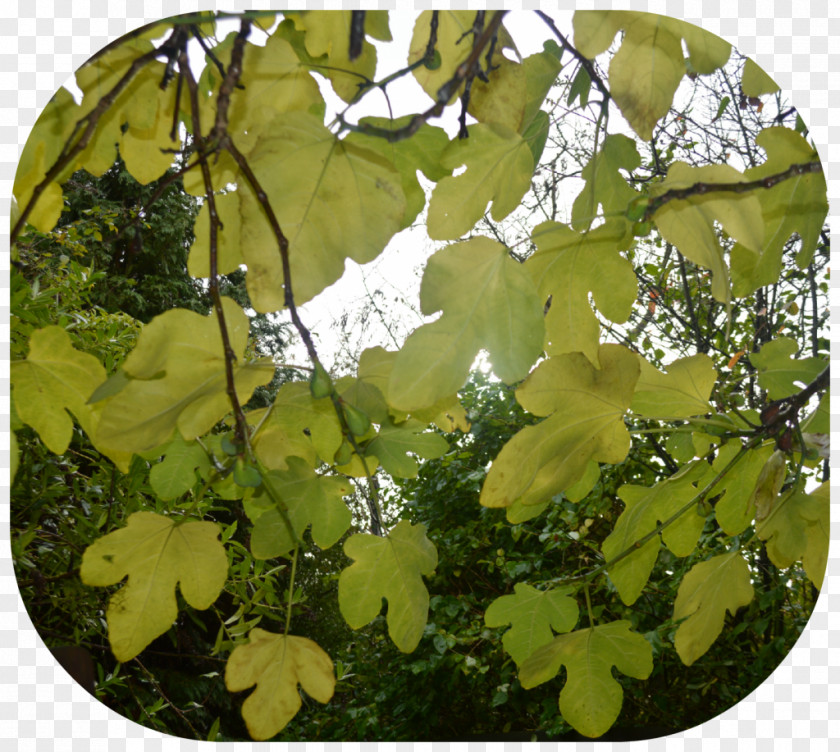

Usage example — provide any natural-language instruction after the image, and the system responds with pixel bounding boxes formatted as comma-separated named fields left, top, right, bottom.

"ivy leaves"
left=80, top=512, right=228, bottom=662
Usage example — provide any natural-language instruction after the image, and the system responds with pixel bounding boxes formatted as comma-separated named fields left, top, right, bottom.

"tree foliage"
left=10, top=9, right=828, bottom=742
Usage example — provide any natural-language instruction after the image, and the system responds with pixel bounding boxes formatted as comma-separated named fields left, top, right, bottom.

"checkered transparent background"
left=1, top=1, right=838, bottom=750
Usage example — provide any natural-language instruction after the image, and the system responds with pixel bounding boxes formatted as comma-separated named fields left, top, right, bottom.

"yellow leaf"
left=741, top=57, right=780, bottom=97
left=480, top=345, right=639, bottom=509
left=673, top=552, right=754, bottom=666
left=225, top=629, right=335, bottom=741
left=80, top=512, right=228, bottom=662
left=427, top=123, right=534, bottom=240
left=630, top=353, right=717, bottom=419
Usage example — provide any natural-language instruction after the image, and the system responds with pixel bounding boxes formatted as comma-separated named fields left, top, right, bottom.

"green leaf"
left=249, top=457, right=353, bottom=559
left=95, top=298, right=273, bottom=454
left=388, top=237, right=544, bottom=412
left=529, top=222, right=637, bottom=364
left=252, top=381, right=344, bottom=471
left=750, top=337, right=826, bottom=399
left=519, top=621, right=653, bottom=738
left=11, top=326, right=105, bottom=455
left=225, top=629, right=335, bottom=741
left=481, top=345, right=640, bottom=509
left=730, top=128, right=827, bottom=296
left=80, top=512, right=228, bottom=662
left=427, top=123, right=534, bottom=240
left=712, top=443, right=776, bottom=535
left=564, top=460, right=600, bottom=503
left=484, top=583, right=578, bottom=665
left=366, top=417, right=449, bottom=479
left=338, top=520, right=437, bottom=652
left=149, top=433, right=212, bottom=500
left=756, top=482, right=829, bottom=589
left=673, top=551, right=754, bottom=666
left=13, top=87, right=80, bottom=232
left=571, top=134, right=640, bottom=240
left=630, top=353, right=717, bottom=419
left=603, top=462, right=710, bottom=605
left=652, top=162, right=764, bottom=302
left=741, top=57, right=780, bottom=97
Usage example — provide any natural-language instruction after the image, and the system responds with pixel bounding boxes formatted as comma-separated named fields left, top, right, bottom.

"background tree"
left=9, top=9, right=829, bottom=742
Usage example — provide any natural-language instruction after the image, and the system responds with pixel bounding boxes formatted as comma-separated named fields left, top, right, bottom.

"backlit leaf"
left=756, top=482, right=829, bottom=589
left=730, top=128, right=827, bottom=296
left=427, top=123, right=534, bottom=240
left=528, top=222, right=636, bottom=364
left=750, top=337, right=826, bottom=399
left=485, top=583, right=578, bottom=665
left=481, top=345, right=639, bottom=509
left=80, top=512, right=228, bottom=662
left=96, top=298, right=273, bottom=454
left=338, top=520, right=437, bottom=652
left=389, top=237, right=544, bottom=412
left=366, top=417, right=449, bottom=479
left=248, top=457, right=353, bottom=560
left=603, top=462, right=710, bottom=605
left=149, top=433, right=213, bottom=500
left=741, top=57, right=780, bottom=97
left=652, top=162, right=764, bottom=302
left=225, top=629, right=334, bottom=741
left=630, top=353, right=717, bottom=419
left=712, top=443, right=776, bottom=536
left=673, top=551, right=754, bottom=666
left=519, top=621, right=653, bottom=738
left=574, top=11, right=729, bottom=141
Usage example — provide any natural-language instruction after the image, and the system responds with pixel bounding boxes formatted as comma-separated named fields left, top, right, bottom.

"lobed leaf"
left=338, top=520, right=437, bottom=652
left=80, top=512, right=228, bottom=662
left=225, top=629, right=335, bottom=741
left=750, top=337, right=827, bottom=400
left=519, top=621, right=653, bottom=738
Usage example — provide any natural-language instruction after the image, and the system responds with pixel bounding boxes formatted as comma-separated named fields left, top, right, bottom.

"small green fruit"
left=233, top=458, right=262, bottom=488
left=309, top=362, right=333, bottom=399
left=221, top=433, right=240, bottom=456
left=343, top=403, right=371, bottom=437
left=626, top=195, right=650, bottom=222
left=632, top=220, right=652, bottom=237
left=334, top=440, right=353, bottom=467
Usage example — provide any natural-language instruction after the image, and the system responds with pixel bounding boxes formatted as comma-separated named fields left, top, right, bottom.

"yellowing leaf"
left=241, top=111, right=406, bottom=308
left=347, top=117, right=451, bottom=229
left=529, top=222, right=636, bottom=364
left=338, top=520, right=437, bottom=652
left=730, top=128, right=827, bottom=296
left=673, top=552, right=754, bottom=666
left=248, top=457, right=353, bottom=559
left=96, top=299, right=273, bottom=454
left=13, top=87, right=80, bottom=232
left=484, top=583, right=578, bottom=665
left=652, top=162, right=764, bottom=302
left=741, top=57, right=780, bottom=97
left=757, top=482, right=829, bottom=589
left=80, top=512, right=228, bottom=662
left=750, top=337, right=826, bottom=399
left=11, top=326, right=106, bottom=455
left=630, top=353, right=717, bottom=419
left=574, top=12, right=729, bottom=141
left=287, top=11, right=388, bottom=103
left=225, top=629, right=334, bottom=741
left=571, top=134, right=641, bottom=240
left=388, top=237, right=544, bottom=412
left=427, top=123, right=534, bottom=240
left=603, top=462, right=710, bottom=605
left=481, top=345, right=639, bottom=509
left=519, top=621, right=653, bottom=738
left=366, top=417, right=449, bottom=479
